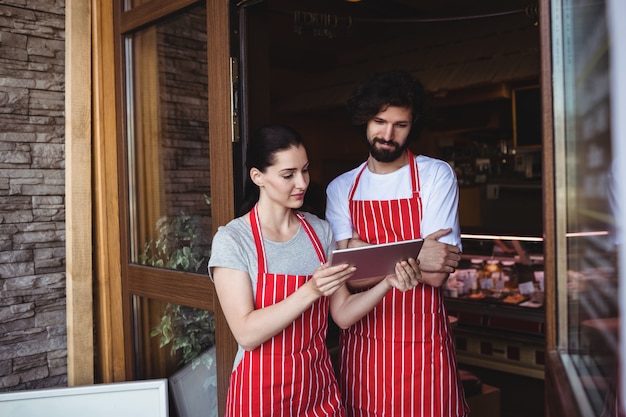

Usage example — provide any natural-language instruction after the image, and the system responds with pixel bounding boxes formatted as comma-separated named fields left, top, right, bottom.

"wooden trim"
left=545, top=352, right=584, bottom=417
left=127, top=265, right=215, bottom=311
left=93, top=0, right=128, bottom=382
left=207, top=1, right=238, bottom=415
left=120, top=0, right=198, bottom=34
left=112, top=0, right=137, bottom=379
left=65, top=0, right=95, bottom=386
left=539, top=0, right=556, bottom=352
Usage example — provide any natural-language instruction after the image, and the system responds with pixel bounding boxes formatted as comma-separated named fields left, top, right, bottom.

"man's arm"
left=341, top=231, right=370, bottom=249
left=417, top=229, right=461, bottom=287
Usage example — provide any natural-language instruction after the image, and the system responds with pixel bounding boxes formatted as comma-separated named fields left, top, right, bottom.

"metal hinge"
left=230, top=56, right=240, bottom=143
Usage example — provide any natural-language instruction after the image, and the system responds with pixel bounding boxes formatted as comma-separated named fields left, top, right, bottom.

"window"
left=551, top=0, right=620, bottom=414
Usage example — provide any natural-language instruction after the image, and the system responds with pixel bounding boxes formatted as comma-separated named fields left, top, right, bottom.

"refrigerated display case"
left=445, top=234, right=545, bottom=379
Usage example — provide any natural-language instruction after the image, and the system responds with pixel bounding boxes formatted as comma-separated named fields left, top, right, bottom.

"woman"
left=209, top=125, right=421, bottom=416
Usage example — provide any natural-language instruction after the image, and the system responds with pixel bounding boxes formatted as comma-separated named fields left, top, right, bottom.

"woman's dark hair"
left=346, top=70, right=426, bottom=141
left=239, top=124, right=304, bottom=215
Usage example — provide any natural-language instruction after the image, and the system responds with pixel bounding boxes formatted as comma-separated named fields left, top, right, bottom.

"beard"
left=367, top=137, right=409, bottom=162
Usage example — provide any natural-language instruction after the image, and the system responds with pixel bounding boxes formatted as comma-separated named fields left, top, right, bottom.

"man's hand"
left=346, top=231, right=369, bottom=248
left=418, top=228, right=461, bottom=273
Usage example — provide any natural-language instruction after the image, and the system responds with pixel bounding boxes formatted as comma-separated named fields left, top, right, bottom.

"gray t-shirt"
left=208, top=211, right=335, bottom=370
left=209, top=211, right=334, bottom=284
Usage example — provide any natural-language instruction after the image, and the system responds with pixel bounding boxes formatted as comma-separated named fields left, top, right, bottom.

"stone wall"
left=0, top=0, right=67, bottom=390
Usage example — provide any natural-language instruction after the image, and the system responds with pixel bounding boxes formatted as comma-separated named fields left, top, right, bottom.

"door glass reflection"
left=125, top=3, right=211, bottom=274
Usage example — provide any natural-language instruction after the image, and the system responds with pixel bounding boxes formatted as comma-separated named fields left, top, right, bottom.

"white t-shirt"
left=325, top=154, right=462, bottom=248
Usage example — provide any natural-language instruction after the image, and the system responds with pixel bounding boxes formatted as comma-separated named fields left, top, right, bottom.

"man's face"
left=365, top=105, right=413, bottom=162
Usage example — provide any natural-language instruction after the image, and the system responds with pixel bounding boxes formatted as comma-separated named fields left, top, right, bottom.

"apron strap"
left=251, top=205, right=326, bottom=273
left=349, top=150, right=421, bottom=203
left=250, top=205, right=267, bottom=273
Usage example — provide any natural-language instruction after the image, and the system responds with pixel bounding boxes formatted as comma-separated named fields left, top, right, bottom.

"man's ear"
left=250, top=167, right=264, bottom=187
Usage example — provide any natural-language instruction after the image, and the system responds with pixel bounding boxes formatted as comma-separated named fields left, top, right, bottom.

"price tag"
left=479, top=278, right=494, bottom=290
left=518, top=281, right=535, bottom=295
left=534, top=271, right=545, bottom=291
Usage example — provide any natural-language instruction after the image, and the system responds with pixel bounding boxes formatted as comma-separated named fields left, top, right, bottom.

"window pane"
left=133, top=295, right=217, bottom=416
left=124, top=3, right=211, bottom=274
left=559, top=0, right=619, bottom=414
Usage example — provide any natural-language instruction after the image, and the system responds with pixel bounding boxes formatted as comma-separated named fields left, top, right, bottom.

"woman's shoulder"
left=214, top=217, right=250, bottom=242
left=298, top=211, right=333, bottom=248
left=299, top=211, right=332, bottom=235
left=299, top=211, right=329, bottom=228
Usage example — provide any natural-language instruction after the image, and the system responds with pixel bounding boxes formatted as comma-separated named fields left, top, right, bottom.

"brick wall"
left=0, top=1, right=67, bottom=390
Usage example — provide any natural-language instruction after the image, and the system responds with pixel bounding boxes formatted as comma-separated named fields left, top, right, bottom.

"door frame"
left=67, top=1, right=238, bottom=415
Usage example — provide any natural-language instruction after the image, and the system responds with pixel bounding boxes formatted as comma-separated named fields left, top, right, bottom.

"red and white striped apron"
left=340, top=151, right=469, bottom=417
left=225, top=206, right=346, bottom=417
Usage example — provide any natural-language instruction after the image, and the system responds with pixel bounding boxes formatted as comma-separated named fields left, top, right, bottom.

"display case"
left=445, top=234, right=545, bottom=379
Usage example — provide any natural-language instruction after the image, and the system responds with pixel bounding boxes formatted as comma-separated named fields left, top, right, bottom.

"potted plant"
left=140, top=203, right=215, bottom=367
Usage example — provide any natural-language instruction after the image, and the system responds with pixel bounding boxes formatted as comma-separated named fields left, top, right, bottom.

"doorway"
left=238, top=1, right=545, bottom=416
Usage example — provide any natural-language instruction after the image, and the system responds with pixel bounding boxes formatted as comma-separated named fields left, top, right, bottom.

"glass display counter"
left=445, top=234, right=545, bottom=379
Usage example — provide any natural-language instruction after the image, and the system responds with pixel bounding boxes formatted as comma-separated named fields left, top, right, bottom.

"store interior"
left=241, top=1, right=545, bottom=416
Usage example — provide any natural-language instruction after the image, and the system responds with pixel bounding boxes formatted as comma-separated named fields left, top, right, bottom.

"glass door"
left=547, top=0, right=621, bottom=415
left=115, top=0, right=237, bottom=415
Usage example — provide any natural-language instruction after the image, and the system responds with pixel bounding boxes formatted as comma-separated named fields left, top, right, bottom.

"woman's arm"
left=213, top=262, right=354, bottom=350
left=329, top=257, right=421, bottom=328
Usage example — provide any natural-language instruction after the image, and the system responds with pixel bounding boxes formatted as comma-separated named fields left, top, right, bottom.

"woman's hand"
left=308, top=262, right=355, bottom=296
left=386, top=257, right=421, bottom=292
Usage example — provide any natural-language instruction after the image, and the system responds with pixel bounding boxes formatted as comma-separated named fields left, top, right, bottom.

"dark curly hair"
left=346, top=70, right=426, bottom=141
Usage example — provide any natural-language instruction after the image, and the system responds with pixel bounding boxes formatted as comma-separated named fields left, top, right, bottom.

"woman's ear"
left=250, top=167, right=264, bottom=187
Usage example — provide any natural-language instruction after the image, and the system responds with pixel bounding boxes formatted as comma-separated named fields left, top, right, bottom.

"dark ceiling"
left=248, top=0, right=539, bottom=73
left=239, top=0, right=540, bottom=115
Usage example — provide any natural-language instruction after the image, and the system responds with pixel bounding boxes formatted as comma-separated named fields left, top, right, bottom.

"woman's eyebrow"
left=279, top=162, right=309, bottom=173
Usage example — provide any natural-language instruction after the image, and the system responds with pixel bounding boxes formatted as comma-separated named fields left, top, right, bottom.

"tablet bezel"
left=329, top=238, right=424, bottom=281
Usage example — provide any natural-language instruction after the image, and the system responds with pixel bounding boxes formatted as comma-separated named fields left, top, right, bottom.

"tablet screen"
left=329, top=238, right=424, bottom=281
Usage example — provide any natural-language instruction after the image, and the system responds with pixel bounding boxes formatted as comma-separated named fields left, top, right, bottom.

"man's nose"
left=382, top=124, right=394, bottom=140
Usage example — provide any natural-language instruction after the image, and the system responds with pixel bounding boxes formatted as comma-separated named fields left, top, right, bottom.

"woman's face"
left=254, top=145, right=310, bottom=209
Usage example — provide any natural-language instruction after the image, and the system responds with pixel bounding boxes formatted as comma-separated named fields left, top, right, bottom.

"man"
left=325, top=70, right=469, bottom=417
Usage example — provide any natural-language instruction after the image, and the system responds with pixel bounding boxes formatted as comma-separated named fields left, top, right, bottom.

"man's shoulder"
left=415, top=153, right=446, bottom=164
left=415, top=154, right=455, bottom=174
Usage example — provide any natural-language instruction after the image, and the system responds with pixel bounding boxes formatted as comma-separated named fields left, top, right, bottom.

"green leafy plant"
left=139, top=211, right=209, bottom=274
left=151, top=303, right=215, bottom=366
left=140, top=200, right=215, bottom=366
left=141, top=199, right=218, bottom=417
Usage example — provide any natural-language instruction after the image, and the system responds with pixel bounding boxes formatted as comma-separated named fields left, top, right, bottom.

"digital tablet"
left=329, top=238, right=424, bottom=281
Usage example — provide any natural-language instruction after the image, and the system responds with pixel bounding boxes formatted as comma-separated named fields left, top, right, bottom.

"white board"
left=0, top=379, right=168, bottom=417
